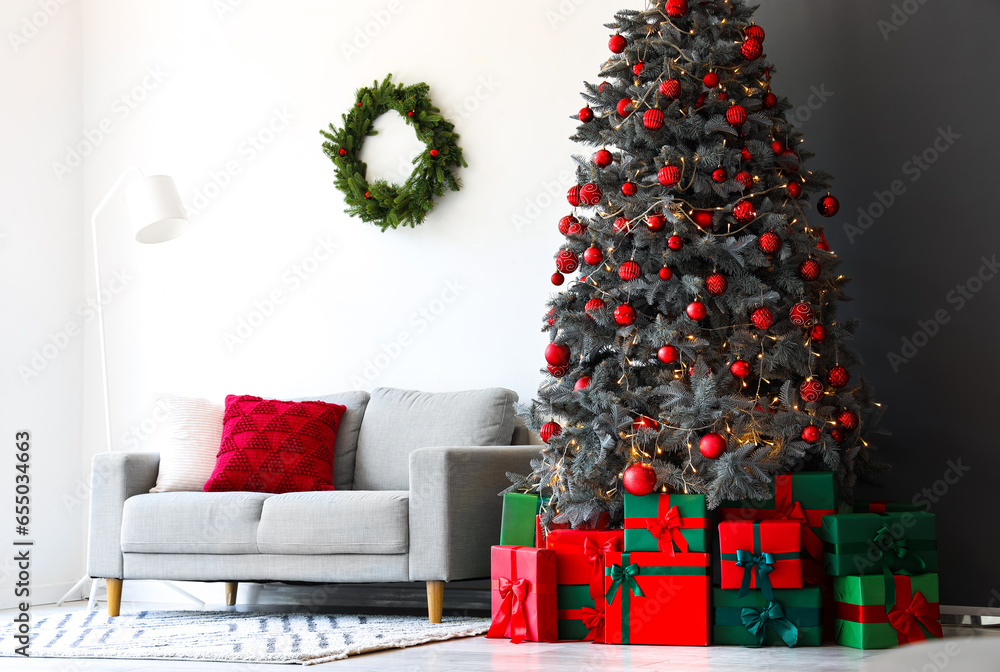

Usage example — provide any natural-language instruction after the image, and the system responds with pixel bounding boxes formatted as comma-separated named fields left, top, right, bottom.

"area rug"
left=1, top=609, right=491, bottom=665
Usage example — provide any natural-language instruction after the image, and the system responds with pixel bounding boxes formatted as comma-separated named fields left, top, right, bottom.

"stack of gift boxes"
left=489, top=476, right=942, bottom=649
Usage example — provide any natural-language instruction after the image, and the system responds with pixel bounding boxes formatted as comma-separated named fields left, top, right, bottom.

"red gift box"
left=719, top=520, right=802, bottom=597
left=535, top=512, right=610, bottom=548
left=547, top=529, right=624, bottom=599
left=602, top=551, right=710, bottom=646
left=487, top=545, right=558, bottom=643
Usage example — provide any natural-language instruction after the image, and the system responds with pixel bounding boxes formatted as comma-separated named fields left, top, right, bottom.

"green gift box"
left=712, top=586, right=823, bottom=647
left=853, top=500, right=924, bottom=514
left=624, top=493, right=709, bottom=553
left=556, top=584, right=596, bottom=641
left=500, top=493, right=540, bottom=547
left=822, top=512, right=937, bottom=577
left=833, top=573, right=943, bottom=649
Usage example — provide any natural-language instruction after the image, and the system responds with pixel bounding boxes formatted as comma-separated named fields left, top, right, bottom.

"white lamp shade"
left=125, top=175, right=190, bottom=244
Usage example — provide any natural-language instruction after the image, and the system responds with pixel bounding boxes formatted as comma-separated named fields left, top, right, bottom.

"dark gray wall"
left=755, top=1, right=1000, bottom=608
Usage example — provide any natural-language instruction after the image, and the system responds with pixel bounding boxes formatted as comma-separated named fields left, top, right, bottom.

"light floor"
left=2, top=600, right=998, bottom=671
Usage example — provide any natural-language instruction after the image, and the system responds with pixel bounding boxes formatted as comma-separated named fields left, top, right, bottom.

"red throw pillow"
left=204, top=395, right=346, bottom=494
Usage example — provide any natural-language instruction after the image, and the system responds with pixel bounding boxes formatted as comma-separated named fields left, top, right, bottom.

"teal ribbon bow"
left=605, top=563, right=644, bottom=604
left=873, top=525, right=927, bottom=612
left=736, top=550, right=775, bottom=601
left=741, top=600, right=799, bottom=648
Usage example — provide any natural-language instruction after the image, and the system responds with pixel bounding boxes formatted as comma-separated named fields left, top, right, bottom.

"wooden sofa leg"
left=106, top=579, right=123, bottom=617
left=225, top=582, right=238, bottom=606
left=426, top=581, right=444, bottom=623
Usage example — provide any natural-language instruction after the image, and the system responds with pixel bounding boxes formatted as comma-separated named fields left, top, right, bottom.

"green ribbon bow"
left=735, top=550, right=775, bottom=601
left=605, top=563, right=644, bottom=604
left=873, top=525, right=927, bottom=612
left=741, top=600, right=799, bottom=648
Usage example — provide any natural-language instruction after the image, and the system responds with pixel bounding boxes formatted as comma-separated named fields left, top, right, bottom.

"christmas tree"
left=513, top=0, right=886, bottom=529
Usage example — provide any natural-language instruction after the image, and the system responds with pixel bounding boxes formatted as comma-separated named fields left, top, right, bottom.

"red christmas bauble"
left=730, top=360, right=750, bottom=378
left=659, top=267, right=673, bottom=281
left=790, top=302, right=814, bottom=327
left=758, top=231, right=781, bottom=254
left=579, top=107, right=594, bottom=123
left=633, top=62, right=645, bottom=76
left=818, top=194, right=840, bottom=217
left=594, top=149, right=613, bottom=168
left=599, top=81, right=611, bottom=93
left=633, top=415, right=659, bottom=432
left=686, top=301, right=707, bottom=321
left=583, top=246, right=604, bottom=265
left=618, top=261, right=641, bottom=281
left=556, top=249, right=579, bottom=274
left=800, top=378, right=824, bottom=403
left=567, top=186, right=582, bottom=207
left=810, top=324, right=828, bottom=342
left=574, top=377, right=592, bottom=392
left=751, top=307, right=775, bottom=329
left=696, top=92, right=708, bottom=109
left=799, top=259, right=822, bottom=281
left=658, top=165, right=681, bottom=186
left=617, top=98, right=634, bottom=117
left=666, top=0, right=688, bottom=18
left=551, top=272, right=565, bottom=286
left=742, top=38, right=764, bottom=60
left=717, top=91, right=729, bottom=101
left=658, top=345, right=679, bottom=363
left=622, top=181, right=638, bottom=196
left=763, top=92, right=778, bottom=109
left=692, top=210, right=714, bottom=229
left=741, top=146, right=753, bottom=162
left=647, top=214, right=667, bottom=232
left=780, top=150, right=801, bottom=171
left=837, top=410, right=859, bottom=430
left=706, top=273, right=728, bottom=296
left=703, top=72, right=720, bottom=88
left=643, top=109, right=665, bottom=130
left=585, top=298, right=605, bottom=313
left=827, top=366, right=850, bottom=389
left=660, top=78, right=682, bottom=100
left=614, top=216, right=633, bottom=234
left=338, top=148, right=347, bottom=156
left=771, top=140, right=786, bottom=155
left=622, top=463, right=658, bottom=496
left=540, top=421, right=562, bottom=443
left=733, top=200, right=756, bottom=223
left=831, top=428, right=845, bottom=444
left=567, top=219, right=586, bottom=236
left=614, top=304, right=636, bottom=326
left=788, top=181, right=803, bottom=199
left=580, top=183, right=603, bottom=206
left=558, top=215, right=578, bottom=235
left=609, top=34, right=627, bottom=54
left=547, top=364, right=569, bottom=378
left=545, top=343, right=571, bottom=367
left=699, top=433, right=727, bottom=459
left=801, top=425, right=821, bottom=443
left=668, top=235, right=684, bottom=250
left=746, top=25, right=765, bottom=42
left=726, top=105, right=748, bottom=127
left=712, top=168, right=728, bottom=183
left=735, top=171, right=753, bottom=190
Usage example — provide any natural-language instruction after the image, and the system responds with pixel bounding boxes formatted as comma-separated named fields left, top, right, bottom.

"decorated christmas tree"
left=512, top=0, right=886, bottom=529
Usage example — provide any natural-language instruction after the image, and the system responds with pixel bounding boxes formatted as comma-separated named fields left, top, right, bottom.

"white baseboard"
left=0, top=580, right=84, bottom=610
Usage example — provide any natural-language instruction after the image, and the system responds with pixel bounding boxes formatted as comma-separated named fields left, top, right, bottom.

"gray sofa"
left=87, top=387, right=537, bottom=621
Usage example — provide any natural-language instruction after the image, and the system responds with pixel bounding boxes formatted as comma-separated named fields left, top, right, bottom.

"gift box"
left=822, top=512, right=938, bottom=577
left=624, top=492, right=709, bottom=554
left=487, top=545, right=558, bottom=643
left=535, top=511, right=610, bottom=548
left=719, top=520, right=803, bottom=596
left=547, top=529, right=624, bottom=641
left=603, top=551, right=710, bottom=646
left=712, top=586, right=823, bottom=647
left=853, top=500, right=924, bottom=514
left=833, top=573, right=942, bottom=649
left=500, top=493, right=540, bottom=547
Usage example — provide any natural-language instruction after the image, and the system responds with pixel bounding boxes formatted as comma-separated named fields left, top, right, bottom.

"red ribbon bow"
left=645, top=505, right=689, bottom=556
left=581, top=605, right=605, bottom=642
left=774, top=479, right=823, bottom=560
left=888, top=591, right=944, bottom=644
left=583, top=536, right=621, bottom=598
left=487, top=577, right=530, bottom=643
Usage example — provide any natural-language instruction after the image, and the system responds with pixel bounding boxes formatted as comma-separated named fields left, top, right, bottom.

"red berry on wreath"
left=540, top=421, right=562, bottom=443
left=751, top=306, right=775, bottom=329
left=827, top=366, right=850, bottom=389
left=407, top=110, right=414, bottom=117
left=580, top=183, right=603, bottom=206
left=594, top=149, right=613, bottom=168
left=763, top=92, right=778, bottom=109
left=583, top=246, right=604, bottom=265
left=810, top=324, right=828, bottom=342
left=579, top=107, right=594, bottom=123
left=790, top=302, right=814, bottom=327
left=800, top=378, right=824, bottom=403
left=742, top=38, right=763, bottom=60
left=658, top=165, right=681, bottom=186
left=659, top=267, right=673, bottom=281
left=551, top=272, right=565, bottom=286
left=633, top=62, right=645, bottom=76
left=668, top=235, right=684, bottom=250
left=699, top=433, right=727, bottom=459
left=567, top=185, right=582, bottom=207
left=758, top=231, right=781, bottom=254
left=429, top=149, right=439, bottom=157
left=733, top=200, right=756, bottom=223
left=623, top=463, right=658, bottom=496
left=712, top=168, right=728, bottom=183
left=831, top=428, right=845, bottom=444
left=622, top=181, right=638, bottom=196
left=617, top=98, right=634, bottom=117
left=788, top=181, right=803, bottom=199
left=801, top=425, right=821, bottom=443
left=660, top=78, right=682, bottom=100
left=618, top=261, right=641, bottom=281
left=837, top=410, right=860, bottom=430
left=614, top=304, right=636, bottom=326
left=799, top=259, right=822, bottom=281
left=730, top=359, right=750, bottom=378
left=643, top=109, right=665, bottom=130
left=687, top=301, right=708, bottom=321
left=614, top=216, right=633, bottom=233
left=633, top=415, right=659, bottom=432
left=658, top=345, right=679, bottom=363
left=647, top=214, right=666, bottom=232
left=364, top=191, right=372, bottom=199
left=666, top=0, right=688, bottom=18
left=735, top=171, right=753, bottom=190
left=609, top=34, right=627, bottom=53
left=558, top=215, right=577, bottom=235
left=746, top=25, right=765, bottom=42
left=703, top=72, right=720, bottom=88
left=726, top=105, right=748, bottom=127
left=818, top=194, right=840, bottom=217
left=585, top=298, right=605, bottom=314
left=357, top=102, right=363, bottom=107
left=338, top=148, right=347, bottom=156
left=556, top=249, right=579, bottom=274
left=692, top=210, right=714, bottom=229
left=706, top=273, right=728, bottom=296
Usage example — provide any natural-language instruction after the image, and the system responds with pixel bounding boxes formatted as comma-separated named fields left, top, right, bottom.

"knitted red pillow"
left=204, top=395, right=346, bottom=494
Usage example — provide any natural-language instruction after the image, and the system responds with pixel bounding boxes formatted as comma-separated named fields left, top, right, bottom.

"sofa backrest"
left=294, top=391, right=371, bottom=490
left=353, top=387, right=519, bottom=490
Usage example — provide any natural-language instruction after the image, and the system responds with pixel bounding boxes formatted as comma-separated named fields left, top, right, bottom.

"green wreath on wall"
left=320, top=75, right=467, bottom=232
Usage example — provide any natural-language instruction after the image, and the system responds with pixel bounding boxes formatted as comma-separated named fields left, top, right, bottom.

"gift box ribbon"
left=740, top=600, right=799, bottom=648
left=835, top=577, right=942, bottom=645
left=624, top=499, right=707, bottom=555
left=487, top=546, right=555, bottom=644
left=583, top=536, right=622, bottom=597
left=721, top=522, right=799, bottom=600
left=557, top=605, right=604, bottom=642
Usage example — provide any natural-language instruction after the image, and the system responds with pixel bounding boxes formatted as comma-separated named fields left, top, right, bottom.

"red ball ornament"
left=726, top=105, right=748, bottom=127
left=547, top=364, right=569, bottom=378
left=660, top=78, right=682, bottom=100
left=614, top=304, right=636, bottom=326
left=831, top=428, right=845, bottom=444
left=594, top=149, right=613, bottom=168
left=556, top=249, right=579, bottom=274
left=692, top=210, right=714, bottom=229
left=580, top=183, right=603, bottom=206
left=746, top=25, right=765, bottom=42
left=733, top=200, right=756, bottom=223
left=579, top=107, right=594, bottom=123
left=583, top=246, right=604, bottom=265
left=788, top=181, right=803, bottom=199
left=751, top=307, right=775, bottom=329
left=699, top=433, right=727, bottom=459
left=735, top=171, right=753, bottom=190
left=717, top=91, right=729, bottom=101
left=827, top=366, right=850, bottom=389
left=686, top=301, right=708, bottom=321
left=658, top=165, right=681, bottom=186
left=666, top=0, right=688, bottom=18
left=567, top=219, right=586, bottom=236
left=810, top=324, right=828, bottom=342
left=799, top=259, right=822, bottom=281
left=622, top=181, right=638, bottom=196
left=338, top=148, right=347, bottom=156
left=574, top=377, right=592, bottom=392
left=741, top=38, right=764, bottom=60
left=837, top=410, right=860, bottom=430
left=646, top=214, right=667, bottom=232
left=771, top=140, right=786, bottom=155
left=730, top=360, right=750, bottom=378
left=800, top=378, right=824, bottom=403
left=643, top=108, right=665, bottom=130
left=818, top=194, right=840, bottom=217
left=633, top=416, right=659, bottom=432
left=551, top=272, right=565, bottom=286
left=599, top=81, right=611, bottom=93
left=585, top=298, right=605, bottom=314
left=668, top=235, right=684, bottom=250
left=618, top=261, right=641, bottom=281
left=696, top=93, right=708, bottom=109
left=790, top=302, right=814, bottom=327
left=545, top=343, right=571, bottom=367
left=567, top=186, right=582, bottom=207
left=622, top=463, right=658, bottom=497
left=609, top=34, right=627, bottom=54
left=741, top=146, right=753, bottom=162
left=540, top=421, right=562, bottom=443
left=703, top=72, right=720, bottom=88
left=763, top=92, right=778, bottom=109
left=712, top=168, right=728, bottom=183
left=614, top=216, right=633, bottom=233
left=658, top=345, right=679, bottom=363
left=558, top=215, right=577, bottom=235
left=706, top=273, right=728, bottom=296
left=633, top=63, right=645, bottom=76
left=758, top=231, right=781, bottom=254
left=659, top=267, right=673, bottom=281
left=801, top=425, right=821, bottom=443
left=617, top=98, right=634, bottom=117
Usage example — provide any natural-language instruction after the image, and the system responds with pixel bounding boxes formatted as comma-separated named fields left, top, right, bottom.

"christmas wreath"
left=321, top=75, right=466, bottom=232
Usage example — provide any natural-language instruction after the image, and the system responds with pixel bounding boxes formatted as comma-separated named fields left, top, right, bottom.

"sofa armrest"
left=408, top=445, right=539, bottom=582
left=87, top=452, right=160, bottom=579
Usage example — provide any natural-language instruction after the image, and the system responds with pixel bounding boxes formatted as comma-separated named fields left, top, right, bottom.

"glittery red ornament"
left=726, top=105, right=748, bottom=127
left=810, top=324, right=828, bottom=342
left=717, top=91, right=729, bottom=101
left=574, top=377, right=592, bottom=392
left=668, top=235, right=684, bottom=250
left=660, top=78, right=682, bottom=100
left=666, top=0, right=688, bottom=18
left=547, top=364, right=569, bottom=378
left=558, top=215, right=577, bottom=235
left=617, top=98, right=634, bottom=117
left=658, top=165, right=681, bottom=186
left=699, top=433, right=727, bottom=459
left=818, top=194, right=840, bottom=217
left=686, top=301, right=707, bottom=321
left=827, top=366, right=850, bottom=389
left=799, top=259, right=822, bottom=281
left=801, top=425, right=821, bottom=443
left=585, top=298, right=605, bottom=313
left=788, top=181, right=803, bottom=199
left=706, top=273, right=728, bottom=296
left=633, top=416, right=659, bottom=432
left=540, top=421, right=562, bottom=443
left=622, top=181, right=638, bottom=196
left=730, top=360, right=750, bottom=378
left=614, top=216, right=633, bottom=233
left=580, top=183, right=603, bottom=206
left=614, top=304, right=636, bottom=326
left=623, top=463, right=658, bottom=496
left=618, top=261, right=641, bottom=281
left=646, top=214, right=666, bottom=232
left=735, top=171, right=753, bottom=190
left=643, top=109, right=665, bottom=130
left=746, top=25, right=765, bottom=41
left=703, top=72, right=720, bottom=88
left=658, top=345, right=679, bottom=363
left=633, top=62, right=645, bottom=76
left=659, top=267, right=673, bottom=281
left=733, top=200, right=756, bottom=223
left=583, top=246, right=604, bottom=265
left=800, top=379, right=824, bottom=403
left=546, top=308, right=556, bottom=326
left=692, top=210, right=714, bottom=229
left=790, top=302, right=814, bottom=327
left=751, top=307, right=775, bottom=329
left=556, top=249, right=579, bottom=274
left=609, top=34, right=627, bottom=53
left=579, top=107, right=594, bottom=123
left=594, top=149, right=613, bottom=168
left=837, top=410, right=859, bottom=430
left=763, top=92, right=778, bottom=109
left=758, top=231, right=781, bottom=254
left=551, top=272, right=565, bottom=286
left=742, top=38, right=763, bottom=60
left=567, top=186, right=582, bottom=207
left=545, top=343, right=571, bottom=367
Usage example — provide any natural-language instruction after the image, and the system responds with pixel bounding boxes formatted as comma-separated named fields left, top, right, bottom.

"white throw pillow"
left=149, top=394, right=224, bottom=493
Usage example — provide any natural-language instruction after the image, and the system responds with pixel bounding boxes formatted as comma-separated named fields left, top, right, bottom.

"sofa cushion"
left=294, top=391, right=370, bottom=491
left=257, top=491, right=408, bottom=555
left=121, top=492, right=272, bottom=554
left=354, top=387, right=518, bottom=490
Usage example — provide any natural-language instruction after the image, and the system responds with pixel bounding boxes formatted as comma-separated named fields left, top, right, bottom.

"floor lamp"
left=57, top=167, right=204, bottom=610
